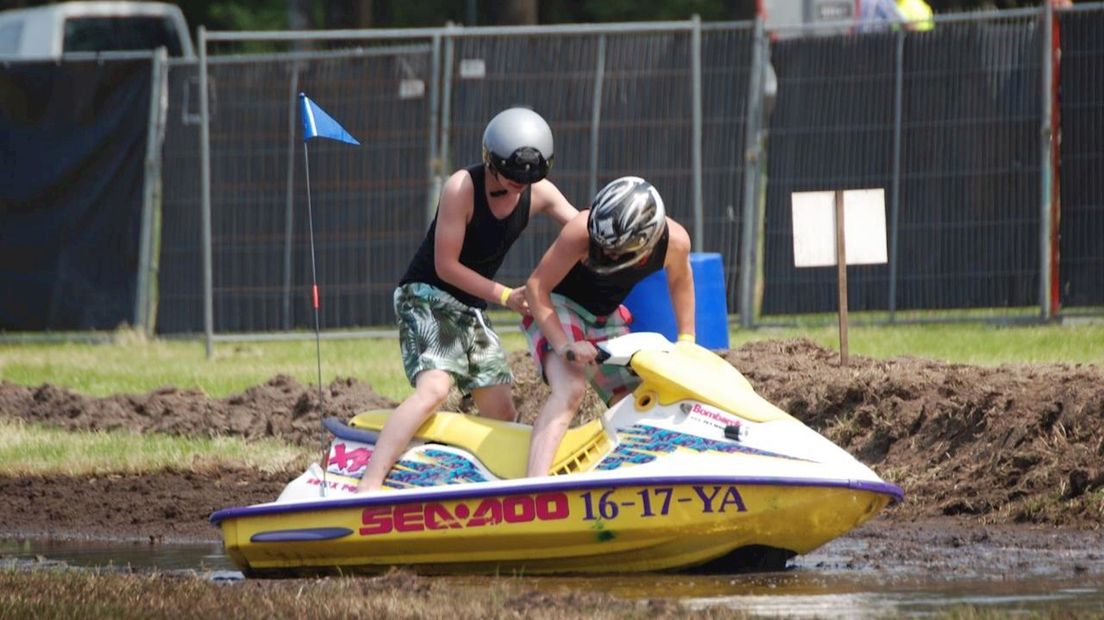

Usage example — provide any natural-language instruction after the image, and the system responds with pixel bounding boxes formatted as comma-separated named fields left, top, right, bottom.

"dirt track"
left=1, top=339, right=1102, bottom=544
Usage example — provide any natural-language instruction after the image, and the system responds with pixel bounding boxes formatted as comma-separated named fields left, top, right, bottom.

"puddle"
left=5, top=533, right=1103, bottom=617
left=0, top=538, right=236, bottom=574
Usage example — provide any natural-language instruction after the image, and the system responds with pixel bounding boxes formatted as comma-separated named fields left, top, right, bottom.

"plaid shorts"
left=394, top=283, right=513, bottom=394
left=521, top=293, right=639, bottom=405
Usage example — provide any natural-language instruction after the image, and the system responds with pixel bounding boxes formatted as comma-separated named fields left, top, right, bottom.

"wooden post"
left=834, top=190, right=849, bottom=367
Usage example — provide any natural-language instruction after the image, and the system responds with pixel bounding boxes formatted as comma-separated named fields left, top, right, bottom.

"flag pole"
left=297, top=92, right=360, bottom=498
left=301, top=139, right=328, bottom=498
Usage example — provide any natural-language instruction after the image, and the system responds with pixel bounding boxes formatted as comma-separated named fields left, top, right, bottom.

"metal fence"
left=440, top=22, right=755, bottom=298
left=10, top=5, right=1095, bottom=342
left=761, top=8, right=1049, bottom=323
left=159, top=43, right=437, bottom=336
left=181, top=20, right=759, bottom=347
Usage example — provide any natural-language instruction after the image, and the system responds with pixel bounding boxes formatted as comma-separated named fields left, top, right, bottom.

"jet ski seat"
left=345, top=410, right=614, bottom=480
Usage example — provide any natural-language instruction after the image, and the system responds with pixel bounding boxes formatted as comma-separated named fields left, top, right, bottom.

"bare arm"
left=663, top=219, right=696, bottom=340
left=525, top=212, right=590, bottom=356
left=433, top=170, right=519, bottom=309
left=529, top=180, right=579, bottom=227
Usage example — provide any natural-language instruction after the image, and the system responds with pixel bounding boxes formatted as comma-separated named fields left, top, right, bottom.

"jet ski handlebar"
left=563, top=347, right=611, bottom=364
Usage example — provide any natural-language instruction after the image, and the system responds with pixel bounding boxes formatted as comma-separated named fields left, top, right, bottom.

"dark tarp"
left=0, top=59, right=151, bottom=330
left=1056, top=11, right=1104, bottom=308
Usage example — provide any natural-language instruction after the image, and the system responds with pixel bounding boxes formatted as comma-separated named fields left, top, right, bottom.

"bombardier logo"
left=681, top=402, right=742, bottom=429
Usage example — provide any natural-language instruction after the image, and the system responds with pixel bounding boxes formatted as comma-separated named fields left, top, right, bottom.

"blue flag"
left=299, top=93, right=360, bottom=145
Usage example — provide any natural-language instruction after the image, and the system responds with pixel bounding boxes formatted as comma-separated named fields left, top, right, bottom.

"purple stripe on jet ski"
left=210, top=476, right=904, bottom=525
left=250, top=527, right=354, bottom=543
left=849, top=479, right=905, bottom=500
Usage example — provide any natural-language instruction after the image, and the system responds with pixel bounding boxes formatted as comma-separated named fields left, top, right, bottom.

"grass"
left=729, top=322, right=1104, bottom=366
left=0, top=336, right=415, bottom=400
left=0, top=419, right=312, bottom=476
left=0, top=569, right=698, bottom=620
left=0, top=569, right=1096, bottom=620
left=1, top=322, right=1102, bottom=398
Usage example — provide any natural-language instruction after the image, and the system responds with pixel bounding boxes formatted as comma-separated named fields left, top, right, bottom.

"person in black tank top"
left=521, top=177, right=697, bottom=479
left=358, top=108, right=578, bottom=493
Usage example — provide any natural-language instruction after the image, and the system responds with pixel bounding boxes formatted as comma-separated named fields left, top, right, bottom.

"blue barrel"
left=622, top=252, right=730, bottom=351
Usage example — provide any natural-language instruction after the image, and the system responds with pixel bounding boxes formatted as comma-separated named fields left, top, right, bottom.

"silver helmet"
left=482, top=107, right=554, bottom=184
left=585, top=176, right=667, bottom=274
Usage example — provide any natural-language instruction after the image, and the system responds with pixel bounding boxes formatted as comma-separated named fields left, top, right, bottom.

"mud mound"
left=725, top=339, right=1104, bottom=527
left=0, top=375, right=397, bottom=448
left=2, top=339, right=1102, bottom=528
left=0, top=470, right=291, bottom=541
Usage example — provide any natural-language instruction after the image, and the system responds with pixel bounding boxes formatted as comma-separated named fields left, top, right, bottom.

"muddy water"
left=0, top=538, right=234, bottom=573
left=5, top=532, right=1104, bottom=618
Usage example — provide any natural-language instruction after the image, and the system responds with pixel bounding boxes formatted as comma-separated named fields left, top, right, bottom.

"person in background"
left=357, top=107, right=578, bottom=493
left=858, top=0, right=934, bottom=32
left=896, top=0, right=934, bottom=31
left=521, top=176, right=695, bottom=478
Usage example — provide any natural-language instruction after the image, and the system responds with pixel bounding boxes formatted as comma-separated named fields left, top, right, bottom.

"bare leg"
left=470, top=383, right=519, bottom=422
left=356, top=369, right=451, bottom=493
left=526, top=355, right=588, bottom=477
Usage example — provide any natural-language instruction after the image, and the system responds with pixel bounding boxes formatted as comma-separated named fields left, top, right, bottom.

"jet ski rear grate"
left=550, top=426, right=613, bottom=475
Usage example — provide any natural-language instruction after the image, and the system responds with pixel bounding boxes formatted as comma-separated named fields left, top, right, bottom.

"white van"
left=0, top=1, right=194, bottom=60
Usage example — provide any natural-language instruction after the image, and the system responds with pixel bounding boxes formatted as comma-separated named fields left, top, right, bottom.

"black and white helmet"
left=585, top=176, right=667, bottom=274
left=482, top=107, right=554, bottom=184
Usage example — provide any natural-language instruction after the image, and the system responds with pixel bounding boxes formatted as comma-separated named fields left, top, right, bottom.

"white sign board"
left=459, top=58, right=486, bottom=79
left=791, top=189, right=888, bottom=267
left=398, top=79, right=425, bottom=99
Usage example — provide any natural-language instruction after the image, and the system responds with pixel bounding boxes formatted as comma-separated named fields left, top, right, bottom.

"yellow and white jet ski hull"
left=211, top=335, right=902, bottom=575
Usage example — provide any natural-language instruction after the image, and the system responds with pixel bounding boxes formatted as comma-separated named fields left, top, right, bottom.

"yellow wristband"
left=677, top=333, right=695, bottom=343
left=499, top=286, right=513, bottom=306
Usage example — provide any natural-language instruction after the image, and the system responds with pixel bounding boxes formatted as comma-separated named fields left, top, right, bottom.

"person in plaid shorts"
left=522, top=176, right=696, bottom=478
left=357, top=108, right=577, bottom=493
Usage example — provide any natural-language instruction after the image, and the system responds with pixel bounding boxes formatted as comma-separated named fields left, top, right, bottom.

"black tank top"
left=400, top=164, right=531, bottom=308
left=553, top=226, right=670, bottom=317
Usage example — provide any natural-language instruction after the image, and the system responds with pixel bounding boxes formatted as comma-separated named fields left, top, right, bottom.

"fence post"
left=691, top=15, right=704, bottom=248
left=438, top=24, right=457, bottom=227
left=888, top=28, right=905, bottom=322
left=1039, top=3, right=1054, bottom=321
left=588, top=33, right=606, bottom=199
left=136, top=47, right=168, bottom=336
left=428, top=32, right=442, bottom=222
left=282, top=63, right=301, bottom=330
left=739, top=17, right=766, bottom=329
left=199, top=26, right=214, bottom=358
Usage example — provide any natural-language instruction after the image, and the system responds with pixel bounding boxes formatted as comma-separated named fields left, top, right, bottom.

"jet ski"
left=210, top=332, right=903, bottom=576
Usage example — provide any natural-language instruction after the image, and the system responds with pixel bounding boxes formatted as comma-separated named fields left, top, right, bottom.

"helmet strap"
left=486, top=165, right=510, bottom=197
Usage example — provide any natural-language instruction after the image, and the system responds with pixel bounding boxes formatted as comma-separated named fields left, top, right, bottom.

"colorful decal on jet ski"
left=595, top=424, right=802, bottom=471
left=386, top=448, right=492, bottom=489
left=326, top=440, right=373, bottom=477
